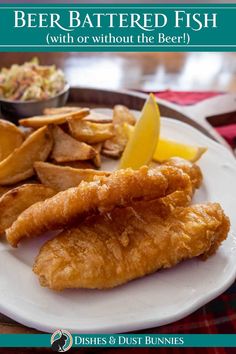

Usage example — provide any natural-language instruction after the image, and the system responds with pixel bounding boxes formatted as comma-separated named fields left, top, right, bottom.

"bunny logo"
left=51, top=329, right=73, bottom=352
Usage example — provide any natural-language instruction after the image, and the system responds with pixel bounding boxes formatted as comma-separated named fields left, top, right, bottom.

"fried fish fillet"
left=33, top=202, right=230, bottom=290
left=163, top=157, right=202, bottom=190
left=154, top=157, right=203, bottom=208
left=6, top=165, right=190, bottom=246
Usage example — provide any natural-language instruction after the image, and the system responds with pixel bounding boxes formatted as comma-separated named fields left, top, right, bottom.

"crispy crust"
left=33, top=202, right=230, bottom=290
left=6, top=165, right=190, bottom=246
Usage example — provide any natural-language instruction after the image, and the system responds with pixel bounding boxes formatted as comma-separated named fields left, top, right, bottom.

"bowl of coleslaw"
left=0, top=58, right=69, bottom=122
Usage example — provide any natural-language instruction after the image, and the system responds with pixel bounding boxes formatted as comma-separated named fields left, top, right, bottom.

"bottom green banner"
left=0, top=334, right=235, bottom=348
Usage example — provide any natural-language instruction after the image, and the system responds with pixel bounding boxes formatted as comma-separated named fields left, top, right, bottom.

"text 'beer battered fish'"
left=6, top=164, right=191, bottom=247
left=33, top=202, right=230, bottom=290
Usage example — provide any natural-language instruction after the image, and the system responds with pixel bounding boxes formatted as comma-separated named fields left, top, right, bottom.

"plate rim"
left=0, top=117, right=235, bottom=333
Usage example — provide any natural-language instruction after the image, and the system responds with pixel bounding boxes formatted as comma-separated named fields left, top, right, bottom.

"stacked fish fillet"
left=2, top=157, right=230, bottom=291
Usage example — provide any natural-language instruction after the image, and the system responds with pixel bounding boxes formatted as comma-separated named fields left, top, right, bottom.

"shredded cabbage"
left=0, top=57, right=66, bottom=101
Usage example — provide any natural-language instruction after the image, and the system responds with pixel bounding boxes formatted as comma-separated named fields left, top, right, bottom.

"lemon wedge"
left=124, top=124, right=207, bottom=163
left=153, top=139, right=207, bottom=162
left=119, top=94, right=160, bottom=169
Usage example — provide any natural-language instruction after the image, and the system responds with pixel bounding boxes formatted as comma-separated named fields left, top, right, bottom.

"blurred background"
left=1, top=52, right=236, bottom=93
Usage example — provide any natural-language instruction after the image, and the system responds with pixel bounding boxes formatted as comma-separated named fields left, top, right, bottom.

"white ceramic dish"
left=0, top=116, right=236, bottom=333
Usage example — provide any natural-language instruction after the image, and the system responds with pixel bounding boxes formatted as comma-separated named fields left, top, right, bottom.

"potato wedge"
left=0, top=186, right=12, bottom=198
left=56, top=160, right=96, bottom=169
left=0, top=184, right=56, bottom=234
left=102, top=146, right=121, bottom=159
left=0, top=126, right=53, bottom=185
left=68, top=120, right=114, bottom=144
left=43, top=106, right=81, bottom=115
left=112, top=105, right=136, bottom=126
left=51, top=126, right=96, bottom=162
left=19, top=108, right=89, bottom=128
left=102, top=105, right=136, bottom=158
left=22, top=127, right=35, bottom=139
left=84, top=110, right=112, bottom=123
left=0, top=119, right=24, bottom=162
left=0, top=178, right=38, bottom=198
left=92, top=143, right=102, bottom=168
left=34, top=161, right=110, bottom=191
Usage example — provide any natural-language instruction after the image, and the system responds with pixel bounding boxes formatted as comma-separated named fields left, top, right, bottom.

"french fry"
left=34, top=161, right=110, bottom=191
left=102, top=105, right=136, bottom=158
left=0, top=126, right=53, bottom=185
left=0, top=119, right=24, bottom=162
left=84, top=110, right=113, bottom=123
left=43, top=106, right=81, bottom=115
left=0, top=184, right=56, bottom=235
left=51, top=126, right=96, bottom=162
left=19, top=108, right=90, bottom=128
left=68, top=119, right=114, bottom=144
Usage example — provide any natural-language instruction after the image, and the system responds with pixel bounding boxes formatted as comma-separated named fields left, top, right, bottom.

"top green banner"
left=0, top=4, right=236, bottom=51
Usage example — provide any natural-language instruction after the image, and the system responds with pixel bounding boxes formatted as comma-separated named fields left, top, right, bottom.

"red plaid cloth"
left=215, top=124, right=236, bottom=149
left=155, top=90, right=221, bottom=106
left=154, top=90, right=236, bottom=150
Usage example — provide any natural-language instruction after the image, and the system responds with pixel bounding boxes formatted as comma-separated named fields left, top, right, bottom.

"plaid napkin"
left=132, top=91, right=235, bottom=350
left=154, top=90, right=236, bottom=150
left=154, top=90, right=221, bottom=106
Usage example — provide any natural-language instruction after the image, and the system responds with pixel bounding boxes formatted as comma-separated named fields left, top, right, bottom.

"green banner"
left=0, top=4, right=235, bottom=51
left=0, top=334, right=236, bottom=348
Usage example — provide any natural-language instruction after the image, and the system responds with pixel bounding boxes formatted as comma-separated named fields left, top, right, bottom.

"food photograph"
left=0, top=52, right=235, bottom=335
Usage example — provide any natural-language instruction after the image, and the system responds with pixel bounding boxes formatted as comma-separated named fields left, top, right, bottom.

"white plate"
left=0, top=117, right=236, bottom=333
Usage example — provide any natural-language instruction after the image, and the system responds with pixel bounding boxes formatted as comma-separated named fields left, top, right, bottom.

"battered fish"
left=6, top=165, right=190, bottom=246
left=163, top=157, right=203, bottom=190
left=33, top=202, right=230, bottom=290
left=156, top=157, right=203, bottom=208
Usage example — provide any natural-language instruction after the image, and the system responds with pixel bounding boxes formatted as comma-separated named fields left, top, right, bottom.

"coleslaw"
left=0, top=58, right=66, bottom=101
